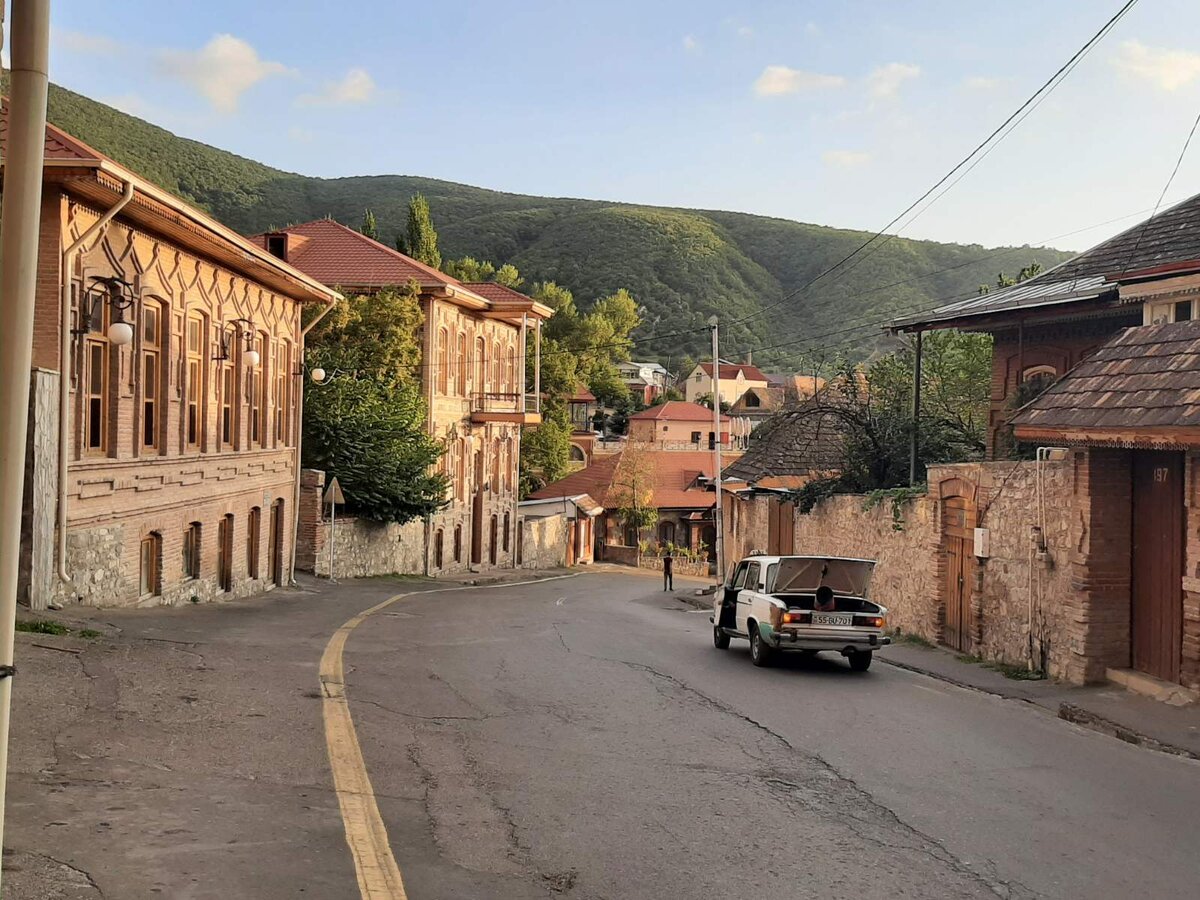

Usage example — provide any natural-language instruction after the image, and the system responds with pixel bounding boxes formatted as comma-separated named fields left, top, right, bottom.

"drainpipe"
left=57, top=180, right=135, bottom=584
left=287, top=292, right=338, bottom=585
left=0, top=0, right=52, bottom=886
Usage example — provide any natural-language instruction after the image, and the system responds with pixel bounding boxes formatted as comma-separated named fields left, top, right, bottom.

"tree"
left=518, top=417, right=573, bottom=497
left=443, top=256, right=496, bottom=282
left=609, top=442, right=658, bottom=551
left=404, top=193, right=441, bottom=269
left=360, top=208, right=378, bottom=241
left=495, top=263, right=524, bottom=288
left=303, top=280, right=448, bottom=523
left=978, top=261, right=1043, bottom=295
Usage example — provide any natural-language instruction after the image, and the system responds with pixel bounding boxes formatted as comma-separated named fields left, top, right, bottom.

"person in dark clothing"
left=663, top=553, right=674, bottom=591
left=815, top=585, right=836, bottom=611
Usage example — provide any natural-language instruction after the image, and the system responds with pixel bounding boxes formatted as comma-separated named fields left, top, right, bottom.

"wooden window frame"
left=83, top=335, right=109, bottom=456
left=456, top=331, right=467, bottom=396
left=140, top=300, right=163, bottom=451
left=247, top=506, right=261, bottom=579
left=249, top=333, right=267, bottom=447
left=275, top=342, right=290, bottom=445
left=185, top=314, right=205, bottom=450
left=492, top=340, right=502, bottom=390
left=436, top=327, right=449, bottom=395
left=220, top=361, right=235, bottom=449
left=475, top=336, right=486, bottom=391
left=183, top=522, right=201, bottom=580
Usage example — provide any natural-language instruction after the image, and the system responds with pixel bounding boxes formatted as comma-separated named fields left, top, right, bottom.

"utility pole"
left=708, top=316, right=725, bottom=587
left=0, top=1, right=52, bottom=888
left=909, top=330, right=924, bottom=486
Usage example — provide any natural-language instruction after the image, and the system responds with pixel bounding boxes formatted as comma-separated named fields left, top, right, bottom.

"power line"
left=715, top=0, right=1140, bottom=333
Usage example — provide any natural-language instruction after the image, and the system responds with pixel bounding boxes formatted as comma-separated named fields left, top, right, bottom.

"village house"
left=682, top=360, right=769, bottom=406
left=249, top=220, right=551, bottom=574
left=9, top=112, right=341, bottom=609
left=617, top=360, right=670, bottom=405
left=565, top=385, right=598, bottom=468
left=880, top=193, right=1200, bottom=694
left=626, top=400, right=735, bottom=450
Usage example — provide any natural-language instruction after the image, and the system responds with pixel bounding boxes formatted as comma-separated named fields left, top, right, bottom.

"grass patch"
left=15, top=619, right=69, bottom=636
left=891, top=630, right=936, bottom=649
left=76, top=628, right=102, bottom=640
left=958, top=653, right=1045, bottom=681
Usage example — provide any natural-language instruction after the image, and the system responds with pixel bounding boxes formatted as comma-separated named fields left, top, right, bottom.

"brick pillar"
left=1068, top=448, right=1132, bottom=683
left=295, top=469, right=325, bottom=573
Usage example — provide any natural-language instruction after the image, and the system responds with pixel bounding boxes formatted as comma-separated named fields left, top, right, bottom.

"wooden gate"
left=941, top=496, right=972, bottom=652
left=1131, top=450, right=1183, bottom=683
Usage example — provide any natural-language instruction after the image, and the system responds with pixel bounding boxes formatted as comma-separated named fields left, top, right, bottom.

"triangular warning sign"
left=323, top=476, right=346, bottom=507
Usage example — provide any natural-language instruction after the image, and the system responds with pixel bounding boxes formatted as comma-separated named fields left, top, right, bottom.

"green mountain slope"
left=36, top=81, right=1074, bottom=366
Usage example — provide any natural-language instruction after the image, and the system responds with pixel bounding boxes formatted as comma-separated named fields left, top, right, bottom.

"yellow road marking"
left=319, top=574, right=579, bottom=900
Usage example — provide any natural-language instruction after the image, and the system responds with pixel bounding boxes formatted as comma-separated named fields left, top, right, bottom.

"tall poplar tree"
left=360, top=208, right=379, bottom=241
left=405, top=193, right=441, bottom=269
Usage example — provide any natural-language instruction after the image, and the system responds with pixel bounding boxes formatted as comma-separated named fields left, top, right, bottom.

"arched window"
left=505, top=437, right=515, bottom=492
left=140, top=298, right=163, bottom=451
left=457, top=439, right=467, bottom=501
left=505, top=345, right=516, bottom=392
left=218, top=514, right=234, bottom=592
left=184, top=314, right=206, bottom=451
left=658, top=521, right=676, bottom=545
left=139, top=532, right=162, bottom=598
left=437, top=327, right=449, bottom=394
left=454, top=524, right=463, bottom=562
left=491, top=437, right=501, bottom=490
left=250, top=332, right=268, bottom=447
left=492, top=340, right=502, bottom=390
left=81, top=287, right=111, bottom=455
left=503, top=512, right=511, bottom=552
left=457, top=331, right=467, bottom=395
left=275, top=340, right=291, bottom=445
left=475, top=336, right=486, bottom=390
left=183, top=522, right=202, bottom=580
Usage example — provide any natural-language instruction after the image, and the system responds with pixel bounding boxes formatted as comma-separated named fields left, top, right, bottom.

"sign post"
left=323, top=476, right=345, bottom=583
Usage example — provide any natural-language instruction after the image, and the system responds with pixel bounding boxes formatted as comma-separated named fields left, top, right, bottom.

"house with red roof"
left=249, top=220, right=553, bottom=574
left=627, top=401, right=734, bottom=450
left=683, top=360, right=770, bottom=406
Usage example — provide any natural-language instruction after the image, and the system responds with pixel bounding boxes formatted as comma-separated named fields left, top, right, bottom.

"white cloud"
left=55, top=29, right=122, bottom=56
left=804, top=22, right=822, bottom=38
left=737, top=25, right=754, bottom=39
left=1112, top=40, right=1200, bottom=91
left=297, top=67, right=377, bottom=107
left=866, top=62, right=921, bottom=98
left=822, top=149, right=872, bottom=168
left=158, top=34, right=293, bottom=113
left=753, top=65, right=845, bottom=97
left=962, top=75, right=1002, bottom=91
left=683, top=35, right=700, bottom=53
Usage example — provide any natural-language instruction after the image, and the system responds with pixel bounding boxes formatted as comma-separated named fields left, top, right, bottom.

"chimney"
left=744, top=350, right=752, bottom=366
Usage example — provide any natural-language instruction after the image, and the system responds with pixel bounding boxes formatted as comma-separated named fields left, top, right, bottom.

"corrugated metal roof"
left=891, top=275, right=1113, bottom=329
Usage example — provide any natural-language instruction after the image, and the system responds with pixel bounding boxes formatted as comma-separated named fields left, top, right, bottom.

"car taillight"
left=782, top=612, right=811, bottom=625
left=860, top=616, right=885, bottom=628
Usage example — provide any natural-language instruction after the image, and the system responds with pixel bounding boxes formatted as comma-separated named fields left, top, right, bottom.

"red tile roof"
left=248, top=219, right=471, bottom=292
left=529, top=449, right=734, bottom=510
left=569, top=386, right=597, bottom=402
left=630, top=401, right=730, bottom=423
left=699, top=362, right=769, bottom=382
left=0, top=101, right=103, bottom=162
left=463, top=282, right=529, bottom=303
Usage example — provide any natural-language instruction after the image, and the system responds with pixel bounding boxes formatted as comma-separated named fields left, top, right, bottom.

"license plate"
left=812, top=613, right=853, bottom=626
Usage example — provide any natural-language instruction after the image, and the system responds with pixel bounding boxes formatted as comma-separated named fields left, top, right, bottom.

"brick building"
left=889, top=192, right=1200, bottom=692
left=682, top=361, right=769, bottom=406
left=249, top=220, right=551, bottom=573
left=10, top=113, right=340, bottom=608
left=626, top=401, right=732, bottom=450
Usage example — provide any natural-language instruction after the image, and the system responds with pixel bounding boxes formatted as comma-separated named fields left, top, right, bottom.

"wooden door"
left=218, top=515, right=233, bottom=593
left=942, top=497, right=972, bottom=652
left=471, top=452, right=484, bottom=564
left=1131, top=451, right=1183, bottom=683
left=268, top=500, right=283, bottom=586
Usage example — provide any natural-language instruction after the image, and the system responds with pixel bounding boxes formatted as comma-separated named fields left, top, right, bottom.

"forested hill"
left=36, top=81, right=1073, bottom=367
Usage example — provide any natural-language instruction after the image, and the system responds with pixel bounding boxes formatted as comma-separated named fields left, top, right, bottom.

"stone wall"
left=601, top=544, right=639, bottom=567
left=639, top=556, right=710, bottom=577
left=313, top=516, right=426, bottom=579
left=20, top=370, right=59, bottom=610
left=518, top=515, right=567, bottom=569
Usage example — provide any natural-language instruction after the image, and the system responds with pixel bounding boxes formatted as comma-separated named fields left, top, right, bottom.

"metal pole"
left=909, top=330, right=923, bottom=486
left=0, top=1, right=52, bottom=887
left=709, top=316, right=724, bottom=586
left=328, top=500, right=337, bottom=584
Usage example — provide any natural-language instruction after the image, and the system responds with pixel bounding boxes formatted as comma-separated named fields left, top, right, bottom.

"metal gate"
left=1131, top=450, right=1183, bottom=683
left=942, top=496, right=972, bottom=652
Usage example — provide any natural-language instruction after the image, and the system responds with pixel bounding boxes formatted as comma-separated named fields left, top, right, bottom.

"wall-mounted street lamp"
left=215, top=317, right=260, bottom=367
left=72, top=276, right=137, bottom=346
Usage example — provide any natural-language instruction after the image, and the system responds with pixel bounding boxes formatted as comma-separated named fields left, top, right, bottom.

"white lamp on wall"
left=216, top=317, right=259, bottom=366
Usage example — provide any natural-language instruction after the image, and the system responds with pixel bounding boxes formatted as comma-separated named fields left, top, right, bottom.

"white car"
left=710, top=555, right=890, bottom=671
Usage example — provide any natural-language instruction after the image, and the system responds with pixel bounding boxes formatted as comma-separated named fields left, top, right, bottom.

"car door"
left=720, top=561, right=750, bottom=630
left=735, top=561, right=762, bottom=635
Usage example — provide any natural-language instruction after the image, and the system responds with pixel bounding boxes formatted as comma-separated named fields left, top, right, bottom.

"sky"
left=41, top=0, right=1200, bottom=251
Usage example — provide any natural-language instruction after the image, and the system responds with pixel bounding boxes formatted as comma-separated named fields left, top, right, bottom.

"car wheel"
left=848, top=650, right=873, bottom=672
left=713, top=626, right=731, bottom=649
left=749, top=625, right=772, bottom=667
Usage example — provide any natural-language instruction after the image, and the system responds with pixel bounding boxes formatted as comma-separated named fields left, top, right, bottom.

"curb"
left=880, top=655, right=1199, bottom=760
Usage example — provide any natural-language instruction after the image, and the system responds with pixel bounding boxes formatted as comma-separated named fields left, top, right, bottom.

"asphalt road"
left=345, top=571, right=1200, bottom=900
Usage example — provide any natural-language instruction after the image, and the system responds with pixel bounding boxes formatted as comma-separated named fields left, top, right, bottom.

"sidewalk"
left=673, top=589, right=1200, bottom=760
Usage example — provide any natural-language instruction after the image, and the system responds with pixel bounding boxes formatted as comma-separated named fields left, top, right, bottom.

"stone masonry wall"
left=518, top=515, right=568, bottom=569
left=314, top=517, right=426, bottom=579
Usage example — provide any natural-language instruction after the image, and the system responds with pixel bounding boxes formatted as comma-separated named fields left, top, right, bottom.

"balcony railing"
left=471, top=393, right=540, bottom=416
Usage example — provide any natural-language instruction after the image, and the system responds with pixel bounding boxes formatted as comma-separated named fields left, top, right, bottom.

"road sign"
left=323, top=477, right=345, bottom=507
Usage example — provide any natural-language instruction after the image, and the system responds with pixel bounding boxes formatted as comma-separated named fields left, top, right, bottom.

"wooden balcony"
left=470, top=392, right=541, bottom=425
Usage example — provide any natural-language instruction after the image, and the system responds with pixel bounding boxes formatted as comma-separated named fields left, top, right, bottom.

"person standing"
left=663, top=552, right=674, bottom=591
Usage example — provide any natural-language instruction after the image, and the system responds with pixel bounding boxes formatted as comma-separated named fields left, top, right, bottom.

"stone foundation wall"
left=518, top=515, right=567, bottom=569
left=601, top=544, right=638, bottom=566
left=314, top=517, right=426, bottom=579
